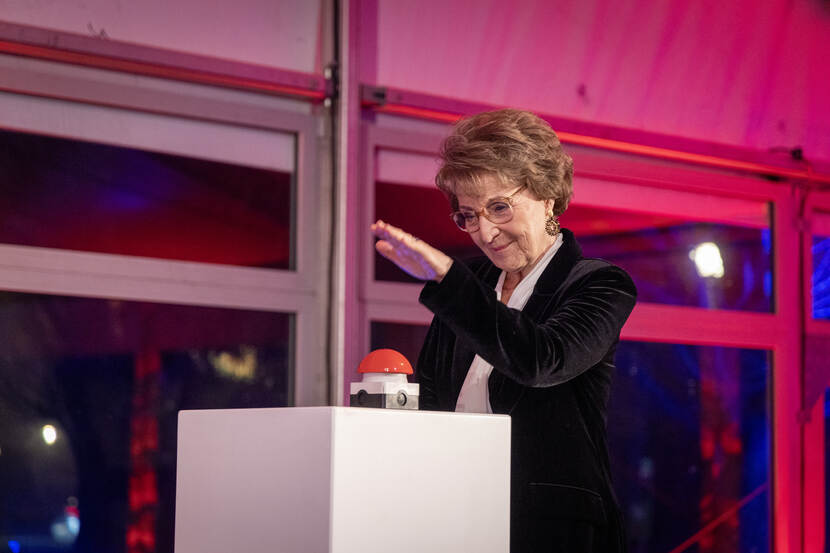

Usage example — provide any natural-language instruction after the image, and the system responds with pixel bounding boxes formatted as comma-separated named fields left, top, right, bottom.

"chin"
left=488, top=255, right=525, bottom=274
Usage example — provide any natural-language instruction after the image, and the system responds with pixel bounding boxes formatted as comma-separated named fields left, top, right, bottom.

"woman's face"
left=455, top=174, right=554, bottom=278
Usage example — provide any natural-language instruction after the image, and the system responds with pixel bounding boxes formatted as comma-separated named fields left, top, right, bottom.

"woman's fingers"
left=371, top=221, right=398, bottom=244
left=372, top=220, right=417, bottom=247
left=371, top=220, right=452, bottom=282
left=374, top=240, right=396, bottom=259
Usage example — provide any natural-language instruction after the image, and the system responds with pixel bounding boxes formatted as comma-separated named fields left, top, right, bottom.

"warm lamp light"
left=42, top=424, right=57, bottom=445
left=689, top=242, right=724, bottom=278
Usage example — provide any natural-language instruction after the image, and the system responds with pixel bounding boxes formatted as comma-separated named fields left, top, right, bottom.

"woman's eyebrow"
left=483, top=194, right=512, bottom=205
left=456, top=199, right=480, bottom=210
left=458, top=194, right=507, bottom=210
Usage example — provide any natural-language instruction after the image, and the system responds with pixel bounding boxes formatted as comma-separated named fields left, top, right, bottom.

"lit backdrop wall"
left=0, top=1, right=828, bottom=552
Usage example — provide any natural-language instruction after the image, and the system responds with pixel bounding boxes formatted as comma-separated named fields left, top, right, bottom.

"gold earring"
left=545, top=213, right=560, bottom=236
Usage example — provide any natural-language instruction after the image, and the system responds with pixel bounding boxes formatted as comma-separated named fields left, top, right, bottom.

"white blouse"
left=455, top=233, right=564, bottom=413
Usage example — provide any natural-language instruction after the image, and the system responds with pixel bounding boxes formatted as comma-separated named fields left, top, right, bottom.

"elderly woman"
left=371, top=109, right=636, bottom=553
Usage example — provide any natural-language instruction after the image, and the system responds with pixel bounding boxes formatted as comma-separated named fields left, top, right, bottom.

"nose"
left=477, top=215, right=500, bottom=242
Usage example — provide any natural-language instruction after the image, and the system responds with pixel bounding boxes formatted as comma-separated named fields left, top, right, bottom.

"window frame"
left=801, top=193, right=830, bottom=553
left=359, top=119, right=801, bottom=553
left=0, top=54, right=327, bottom=406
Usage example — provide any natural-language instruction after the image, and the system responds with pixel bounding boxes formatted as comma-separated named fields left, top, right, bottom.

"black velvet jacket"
left=416, top=229, right=636, bottom=553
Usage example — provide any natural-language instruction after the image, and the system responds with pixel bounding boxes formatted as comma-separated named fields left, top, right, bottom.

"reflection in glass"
left=42, top=425, right=59, bottom=446
left=0, top=291, right=292, bottom=552
left=375, top=182, right=480, bottom=284
left=370, top=321, right=430, bottom=374
left=374, top=182, right=772, bottom=312
left=689, top=242, right=725, bottom=278
left=611, top=341, right=770, bottom=553
left=0, top=129, right=295, bottom=269
left=564, top=205, right=772, bottom=312
left=369, top=324, right=771, bottom=553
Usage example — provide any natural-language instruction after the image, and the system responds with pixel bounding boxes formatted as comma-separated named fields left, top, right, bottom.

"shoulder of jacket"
left=572, top=257, right=613, bottom=273
left=569, top=258, right=633, bottom=284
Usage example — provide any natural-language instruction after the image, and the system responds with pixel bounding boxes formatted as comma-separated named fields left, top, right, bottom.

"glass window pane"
left=370, top=321, right=430, bottom=371
left=563, top=204, right=772, bottom=312
left=375, top=182, right=480, bottom=284
left=368, top=318, right=772, bottom=552
left=374, top=181, right=772, bottom=312
left=0, top=128, right=295, bottom=269
left=611, top=341, right=770, bottom=553
left=369, top=326, right=772, bottom=552
left=0, top=291, right=293, bottom=552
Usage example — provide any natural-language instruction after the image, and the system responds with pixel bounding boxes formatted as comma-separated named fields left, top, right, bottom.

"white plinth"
left=174, top=406, right=510, bottom=553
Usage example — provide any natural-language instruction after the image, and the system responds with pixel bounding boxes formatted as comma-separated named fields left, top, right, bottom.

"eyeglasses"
left=450, top=186, right=526, bottom=232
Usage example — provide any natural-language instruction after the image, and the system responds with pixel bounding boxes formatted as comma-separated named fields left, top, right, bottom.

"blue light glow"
left=760, top=228, right=771, bottom=254
left=8, top=540, right=21, bottom=553
left=67, top=514, right=80, bottom=536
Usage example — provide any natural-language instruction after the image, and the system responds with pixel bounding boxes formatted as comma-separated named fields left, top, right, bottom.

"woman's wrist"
left=434, top=256, right=454, bottom=283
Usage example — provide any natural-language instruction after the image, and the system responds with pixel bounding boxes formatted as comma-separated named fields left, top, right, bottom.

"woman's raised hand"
left=371, top=220, right=453, bottom=282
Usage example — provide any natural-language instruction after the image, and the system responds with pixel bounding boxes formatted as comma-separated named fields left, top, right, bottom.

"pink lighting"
left=0, top=36, right=327, bottom=101
left=366, top=95, right=830, bottom=186
left=0, top=1, right=827, bottom=551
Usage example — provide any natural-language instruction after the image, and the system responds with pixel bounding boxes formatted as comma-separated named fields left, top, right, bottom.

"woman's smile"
left=489, top=241, right=513, bottom=253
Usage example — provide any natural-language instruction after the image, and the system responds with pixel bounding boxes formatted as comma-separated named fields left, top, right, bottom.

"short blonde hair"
left=436, top=109, right=573, bottom=216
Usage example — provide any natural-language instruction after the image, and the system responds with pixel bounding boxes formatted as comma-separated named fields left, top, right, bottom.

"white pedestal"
left=174, top=406, right=511, bottom=553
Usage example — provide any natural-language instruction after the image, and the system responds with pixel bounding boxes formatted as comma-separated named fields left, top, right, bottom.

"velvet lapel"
left=521, top=228, right=583, bottom=320
left=488, top=229, right=583, bottom=414
left=449, top=260, right=502, bottom=406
